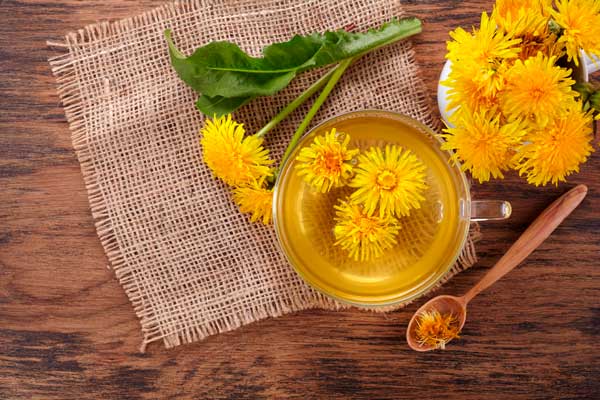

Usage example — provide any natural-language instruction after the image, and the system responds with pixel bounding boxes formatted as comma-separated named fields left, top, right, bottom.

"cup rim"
left=272, top=109, right=472, bottom=307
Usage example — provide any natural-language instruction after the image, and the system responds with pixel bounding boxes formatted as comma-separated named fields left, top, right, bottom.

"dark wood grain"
left=1, top=0, right=598, bottom=399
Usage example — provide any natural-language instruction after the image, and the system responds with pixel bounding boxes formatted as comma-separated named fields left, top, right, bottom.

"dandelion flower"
left=493, top=0, right=563, bottom=60
left=551, top=0, right=600, bottom=66
left=442, top=109, right=528, bottom=183
left=201, top=114, right=273, bottom=186
left=333, top=199, right=400, bottom=262
left=447, top=12, right=521, bottom=67
left=295, top=128, right=359, bottom=193
left=415, top=310, right=461, bottom=350
left=444, top=61, right=505, bottom=113
left=493, top=0, right=551, bottom=37
left=232, top=178, right=274, bottom=225
left=517, top=108, right=594, bottom=186
left=445, top=12, right=521, bottom=102
left=501, top=53, right=577, bottom=127
left=349, top=145, right=427, bottom=218
left=444, top=13, right=520, bottom=112
left=517, top=32, right=564, bottom=61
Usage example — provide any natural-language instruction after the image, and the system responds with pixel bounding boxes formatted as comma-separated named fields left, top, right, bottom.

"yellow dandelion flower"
left=201, top=114, right=273, bottom=186
left=493, top=0, right=564, bottom=60
left=517, top=107, right=594, bottom=186
left=493, top=0, right=551, bottom=37
left=447, top=12, right=521, bottom=67
left=415, top=310, right=461, bottom=350
left=333, top=199, right=400, bottom=262
left=442, top=109, right=528, bottom=183
left=232, top=178, right=274, bottom=225
left=517, top=32, right=564, bottom=61
left=444, top=12, right=521, bottom=113
left=551, top=0, right=600, bottom=66
left=443, top=61, right=505, bottom=113
left=295, top=128, right=359, bottom=193
left=445, top=12, right=521, bottom=100
left=501, top=53, right=577, bottom=127
left=349, top=145, right=427, bottom=218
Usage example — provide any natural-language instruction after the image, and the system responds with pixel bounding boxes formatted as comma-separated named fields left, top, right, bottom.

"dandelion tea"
left=274, top=111, right=470, bottom=306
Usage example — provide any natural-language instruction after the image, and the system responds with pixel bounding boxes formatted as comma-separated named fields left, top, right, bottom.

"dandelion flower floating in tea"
left=232, top=178, right=274, bottom=225
left=517, top=107, right=594, bottom=186
left=201, top=115, right=273, bottom=186
left=333, top=199, right=401, bottom=262
left=415, top=310, right=461, bottom=350
left=442, top=110, right=527, bottom=183
left=350, top=145, right=427, bottom=218
left=551, top=0, right=600, bottom=66
left=295, top=128, right=359, bottom=193
left=501, top=53, right=577, bottom=127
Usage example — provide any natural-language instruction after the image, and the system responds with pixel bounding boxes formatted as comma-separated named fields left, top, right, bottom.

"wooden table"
left=1, top=1, right=598, bottom=398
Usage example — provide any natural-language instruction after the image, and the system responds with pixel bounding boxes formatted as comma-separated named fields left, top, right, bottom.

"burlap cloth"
left=48, top=0, right=480, bottom=350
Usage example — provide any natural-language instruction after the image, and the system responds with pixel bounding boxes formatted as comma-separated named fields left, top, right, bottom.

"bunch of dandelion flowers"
left=441, top=2, right=598, bottom=186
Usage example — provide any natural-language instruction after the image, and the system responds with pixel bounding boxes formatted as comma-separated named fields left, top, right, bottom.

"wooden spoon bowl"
left=406, top=295, right=466, bottom=352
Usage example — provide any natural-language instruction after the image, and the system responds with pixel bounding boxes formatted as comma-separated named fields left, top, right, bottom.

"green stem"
left=279, top=56, right=356, bottom=167
left=255, top=67, right=337, bottom=138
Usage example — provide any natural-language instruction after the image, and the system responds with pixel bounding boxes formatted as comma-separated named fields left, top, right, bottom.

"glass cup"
left=273, top=110, right=510, bottom=307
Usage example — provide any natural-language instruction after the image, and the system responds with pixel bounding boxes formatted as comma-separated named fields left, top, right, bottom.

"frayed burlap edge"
left=46, top=3, right=198, bottom=351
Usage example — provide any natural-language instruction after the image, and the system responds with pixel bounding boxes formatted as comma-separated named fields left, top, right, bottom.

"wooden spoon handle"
left=462, top=184, right=588, bottom=304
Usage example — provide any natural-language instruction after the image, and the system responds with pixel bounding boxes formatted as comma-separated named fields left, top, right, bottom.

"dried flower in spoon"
left=415, top=310, right=461, bottom=350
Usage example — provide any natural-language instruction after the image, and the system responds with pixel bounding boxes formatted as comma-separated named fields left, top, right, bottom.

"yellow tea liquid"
left=274, top=111, right=468, bottom=305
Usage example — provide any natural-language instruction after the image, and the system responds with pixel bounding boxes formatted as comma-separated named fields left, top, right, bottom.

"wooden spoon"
left=406, top=184, right=588, bottom=352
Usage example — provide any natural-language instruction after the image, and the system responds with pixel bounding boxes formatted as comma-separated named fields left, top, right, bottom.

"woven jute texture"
left=48, top=0, right=480, bottom=350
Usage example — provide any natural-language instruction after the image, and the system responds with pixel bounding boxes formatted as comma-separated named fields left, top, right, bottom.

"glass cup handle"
left=470, top=200, right=512, bottom=222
